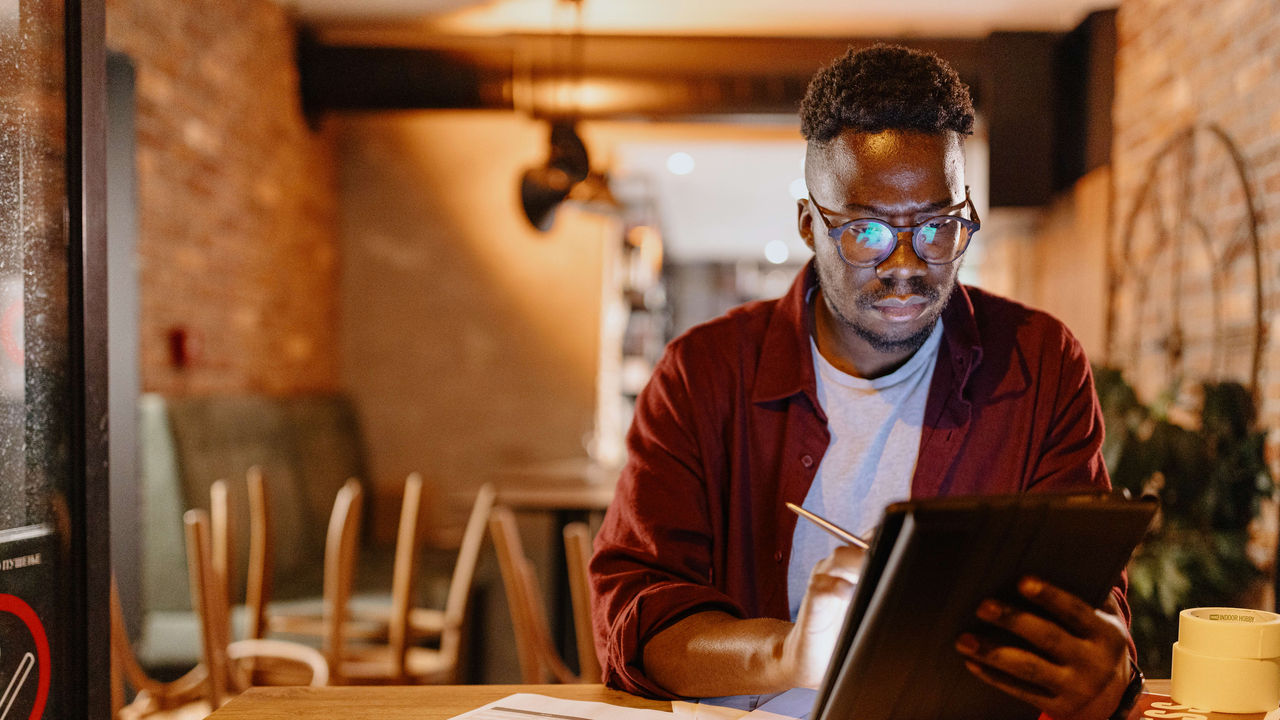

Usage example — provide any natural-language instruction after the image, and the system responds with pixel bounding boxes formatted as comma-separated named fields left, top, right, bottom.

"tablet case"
left=810, top=492, right=1157, bottom=720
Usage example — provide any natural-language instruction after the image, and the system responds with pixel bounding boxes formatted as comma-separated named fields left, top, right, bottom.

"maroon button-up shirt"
left=590, top=262, right=1124, bottom=698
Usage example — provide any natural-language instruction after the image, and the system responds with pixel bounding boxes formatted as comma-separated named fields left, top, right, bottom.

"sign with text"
left=0, top=525, right=57, bottom=720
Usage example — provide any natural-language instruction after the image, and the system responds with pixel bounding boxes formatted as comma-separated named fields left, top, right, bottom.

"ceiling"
left=282, top=0, right=1117, bottom=38
left=282, top=0, right=1116, bottom=264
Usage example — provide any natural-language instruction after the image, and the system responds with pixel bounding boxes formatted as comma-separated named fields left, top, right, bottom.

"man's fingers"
left=806, top=573, right=857, bottom=598
left=956, top=632, right=1069, bottom=691
left=974, top=599, right=1086, bottom=664
left=961, top=658, right=1060, bottom=713
left=960, top=580, right=1134, bottom=720
left=788, top=545, right=869, bottom=688
left=1017, top=577, right=1104, bottom=637
left=811, top=545, right=865, bottom=585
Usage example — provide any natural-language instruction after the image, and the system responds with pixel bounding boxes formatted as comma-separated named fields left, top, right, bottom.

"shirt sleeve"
left=1026, top=327, right=1111, bottom=494
left=589, top=343, right=747, bottom=698
left=1025, top=325, right=1137, bottom=659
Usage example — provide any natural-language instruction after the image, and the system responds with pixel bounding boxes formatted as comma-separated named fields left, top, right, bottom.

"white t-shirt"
left=787, top=320, right=943, bottom=620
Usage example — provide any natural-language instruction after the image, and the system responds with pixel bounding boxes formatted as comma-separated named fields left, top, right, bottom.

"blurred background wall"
left=106, top=0, right=341, bottom=397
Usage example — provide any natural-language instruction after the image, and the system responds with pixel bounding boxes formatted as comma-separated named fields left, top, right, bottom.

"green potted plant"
left=1094, top=368, right=1273, bottom=676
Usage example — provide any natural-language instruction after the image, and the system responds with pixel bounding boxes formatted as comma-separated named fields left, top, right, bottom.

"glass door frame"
left=66, top=0, right=110, bottom=716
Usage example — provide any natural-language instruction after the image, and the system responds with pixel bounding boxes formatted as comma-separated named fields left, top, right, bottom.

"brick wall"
left=1110, top=0, right=1280, bottom=468
left=105, top=0, right=340, bottom=395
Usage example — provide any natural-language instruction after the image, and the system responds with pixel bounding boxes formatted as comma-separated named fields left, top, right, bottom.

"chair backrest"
left=111, top=576, right=153, bottom=703
left=209, top=480, right=232, bottom=607
left=385, top=472, right=426, bottom=680
left=110, top=573, right=209, bottom=718
left=562, top=522, right=601, bottom=683
left=441, top=483, right=496, bottom=653
left=321, top=478, right=364, bottom=684
left=244, top=466, right=273, bottom=641
left=184, top=508, right=330, bottom=703
left=488, top=506, right=577, bottom=684
left=184, top=509, right=233, bottom=707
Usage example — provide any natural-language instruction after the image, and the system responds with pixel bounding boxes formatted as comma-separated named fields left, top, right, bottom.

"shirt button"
left=774, top=550, right=784, bottom=563
left=801, top=454, right=814, bottom=468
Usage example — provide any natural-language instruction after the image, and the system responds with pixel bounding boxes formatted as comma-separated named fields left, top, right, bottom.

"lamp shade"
left=520, top=121, right=591, bottom=232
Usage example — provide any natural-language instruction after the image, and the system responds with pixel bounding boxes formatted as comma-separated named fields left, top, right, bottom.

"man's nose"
left=875, top=229, right=927, bottom=279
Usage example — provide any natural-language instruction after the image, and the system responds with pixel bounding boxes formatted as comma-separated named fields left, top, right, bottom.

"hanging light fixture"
left=517, top=0, right=620, bottom=232
left=519, top=120, right=590, bottom=231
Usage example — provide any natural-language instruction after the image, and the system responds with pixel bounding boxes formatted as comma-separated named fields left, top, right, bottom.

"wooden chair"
left=340, top=481, right=496, bottom=653
left=395, top=481, right=496, bottom=661
left=267, top=474, right=491, bottom=640
left=212, top=473, right=318, bottom=686
left=110, top=474, right=281, bottom=719
left=328, top=475, right=496, bottom=684
left=110, top=577, right=209, bottom=720
left=258, top=473, right=430, bottom=684
left=260, top=475, right=494, bottom=684
left=259, top=471, right=388, bottom=643
left=488, top=506, right=580, bottom=684
left=243, top=466, right=272, bottom=643
left=562, top=521, right=601, bottom=683
left=182, top=509, right=329, bottom=707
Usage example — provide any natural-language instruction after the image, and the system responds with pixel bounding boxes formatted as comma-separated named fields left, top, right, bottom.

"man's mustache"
left=857, top=277, right=940, bottom=306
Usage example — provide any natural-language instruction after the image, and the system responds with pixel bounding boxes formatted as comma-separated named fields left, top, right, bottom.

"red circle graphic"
left=0, top=594, right=51, bottom=720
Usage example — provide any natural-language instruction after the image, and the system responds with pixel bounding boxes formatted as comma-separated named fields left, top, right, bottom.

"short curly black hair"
left=800, top=44, right=975, bottom=144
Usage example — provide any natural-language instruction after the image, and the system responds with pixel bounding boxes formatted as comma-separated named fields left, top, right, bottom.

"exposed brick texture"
left=1109, top=0, right=1280, bottom=470
left=106, top=0, right=340, bottom=396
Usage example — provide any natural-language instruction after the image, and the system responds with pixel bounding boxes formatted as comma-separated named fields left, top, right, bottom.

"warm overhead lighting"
left=666, top=152, right=695, bottom=176
left=764, top=240, right=790, bottom=265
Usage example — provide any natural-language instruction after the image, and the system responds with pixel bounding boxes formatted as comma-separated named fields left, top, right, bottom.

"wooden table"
left=207, top=684, right=670, bottom=720
left=493, top=458, right=621, bottom=511
left=205, top=680, right=1173, bottom=719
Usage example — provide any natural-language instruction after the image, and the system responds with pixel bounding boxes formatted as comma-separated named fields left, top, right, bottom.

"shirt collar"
left=752, top=259, right=983, bottom=405
left=752, top=261, right=821, bottom=406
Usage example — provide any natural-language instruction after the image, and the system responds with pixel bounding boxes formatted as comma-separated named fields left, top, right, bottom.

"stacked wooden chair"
left=110, top=473, right=328, bottom=720
left=254, top=472, right=496, bottom=684
left=562, top=521, right=601, bottom=683
left=488, top=508, right=601, bottom=683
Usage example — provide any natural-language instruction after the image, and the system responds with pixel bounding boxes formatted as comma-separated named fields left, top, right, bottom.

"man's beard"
left=829, top=275, right=955, bottom=355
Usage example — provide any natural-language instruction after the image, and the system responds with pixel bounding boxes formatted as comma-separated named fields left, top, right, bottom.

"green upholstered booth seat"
left=134, top=392, right=458, bottom=671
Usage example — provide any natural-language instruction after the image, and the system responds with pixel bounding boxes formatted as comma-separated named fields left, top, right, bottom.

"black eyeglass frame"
left=807, top=186, right=981, bottom=268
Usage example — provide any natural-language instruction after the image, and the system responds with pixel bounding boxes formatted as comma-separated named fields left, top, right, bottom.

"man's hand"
left=782, top=544, right=866, bottom=688
left=954, top=577, right=1132, bottom=720
left=642, top=544, right=865, bottom=697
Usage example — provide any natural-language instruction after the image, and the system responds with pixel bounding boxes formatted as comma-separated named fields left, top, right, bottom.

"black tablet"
left=810, top=492, right=1157, bottom=720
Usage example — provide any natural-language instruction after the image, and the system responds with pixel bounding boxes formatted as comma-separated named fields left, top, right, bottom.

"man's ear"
left=798, top=198, right=817, bottom=252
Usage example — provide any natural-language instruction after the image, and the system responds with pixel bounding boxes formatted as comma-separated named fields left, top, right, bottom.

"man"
left=590, top=45, right=1141, bottom=720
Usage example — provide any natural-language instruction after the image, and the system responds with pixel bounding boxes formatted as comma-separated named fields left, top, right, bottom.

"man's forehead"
left=807, top=129, right=963, bottom=169
left=805, top=129, right=965, bottom=200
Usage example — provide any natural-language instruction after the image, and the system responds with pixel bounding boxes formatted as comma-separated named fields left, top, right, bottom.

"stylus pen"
left=786, top=502, right=870, bottom=550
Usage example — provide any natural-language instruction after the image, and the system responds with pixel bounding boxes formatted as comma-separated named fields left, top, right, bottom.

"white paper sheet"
left=447, top=693, right=675, bottom=720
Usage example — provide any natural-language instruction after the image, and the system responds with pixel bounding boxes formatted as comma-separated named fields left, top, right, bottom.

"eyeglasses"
left=807, top=187, right=980, bottom=268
